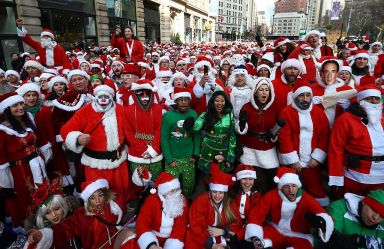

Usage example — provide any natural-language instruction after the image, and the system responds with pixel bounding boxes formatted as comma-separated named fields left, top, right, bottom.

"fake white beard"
left=41, top=38, right=55, bottom=49
left=360, top=100, right=383, bottom=125
left=93, top=101, right=114, bottom=113
left=162, top=190, right=185, bottom=218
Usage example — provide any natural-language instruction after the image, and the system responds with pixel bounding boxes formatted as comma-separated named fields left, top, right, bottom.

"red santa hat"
left=235, top=164, right=257, bottom=180
left=256, top=64, right=271, bottom=74
left=169, top=72, right=188, bottom=85
left=356, top=84, right=382, bottom=102
left=354, top=50, right=370, bottom=60
left=173, top=87, right=191, bottom=100
left=0, top=92, right=25, bottom=113
left=151, top=51, right=160, bottom=57
left=16, top=83, right=41, bottom=97
left=122, top=63, right=142, bottom=78
left=156, top=67, right=173, bottom=78
left=261, top=52, right=274, bottom=64
left=281, top=58, right=302, bottom=73
left=194, top=56, right=214, bottom=71
left=176, top=59, right=187, bottom=66
left=317, top=56, right=341, bottom=72
left=93, top=85, right=115, bottom=98
left=44, top=68, right=58, bottom=76
left=298, top=41, right=314, bottom=50
left=90, top=63, right=101, bottom=70
left=68, top=69, right=90, bottom=81
left=340, top=66, right=352, bottom=74
left=41, top=28, right=55, bottom=40
left=80, top=179, right=109, bottom=203
left=48, top=76, right=69, bottom=90
left=24, top=58, right=45, bottom=72
left=150, top=172, right=180, bottom=195
left=347, top=43, right=358, bottom=51
left=79, top=60, right=90, bottom=67
left=371, top=41, right=383, bottom=49
left=5, top=70, right=20, bottom=80
left=38, top=72, right=55, bottom=81
left=213, top=54, right=221, bottom=60
left=304, top=30, right=321, bottom=41
left=131, top=78, right=157, bottom=92
left=159, top=56, right=170, bottom=64
left=274, top=37, right=291, bottom=48
left=111, top=59, right=125, bottom=68
left=292, top=80, right=313, bottom=99
left=209, top=162, right=236, bottom=192
left=273, top=167, right=302, bottom=190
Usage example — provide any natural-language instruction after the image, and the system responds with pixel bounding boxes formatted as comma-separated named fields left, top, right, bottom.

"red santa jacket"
left=110, top=35, right=145, bottom=62
left=18, top=29, right=72, bottom=70
left=185, top=192, right=244, bottom=249
left=60, top=103, right=127, bottom=170
left=271, top=75, right=297, bottom=111
left=124, top=101, right=163, bottom=163
left=278, top=103, right=330, bottom=167
left=136, top=194, right=189, bottom=249
left=311, top=79, right=353, bottom=127
left=245, top=189, right=333, bottom=243
left=374, top=54, right=384, bottom=78
left=328, top=103, right=384, bottom=187
left=245, top=62, right=256, bottom=76
left=233, top=191, right=261, bottom=223
left=288, top=46, right=318, bottom=83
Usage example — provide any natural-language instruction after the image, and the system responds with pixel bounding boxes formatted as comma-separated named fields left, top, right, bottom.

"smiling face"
left=281, top=184, right=299, bottom=202
left=255, top=84, right=270, bottom=104
left=240, top=178, right=255, bottom=192
left=210, top=190, right=225, bottom=204
left=213, top=94, right=225, bottom=114
left=124, top=27, right=133, bottom=39
left=23, top=91, right=39, bottom=108
left=338, top=70, right=351, bottom=82
left=71, top=75, right=89, bottom=93
left=10, top=102, right=25, bottom=117
left=44, top=203, right=65, bottom=225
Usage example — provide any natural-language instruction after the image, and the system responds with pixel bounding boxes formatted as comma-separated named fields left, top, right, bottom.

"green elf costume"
left=161, top=87, right=200, bottom=196
left=193, top=90, right=236, bottom=178
left=320, top=190, right=384, bottom=249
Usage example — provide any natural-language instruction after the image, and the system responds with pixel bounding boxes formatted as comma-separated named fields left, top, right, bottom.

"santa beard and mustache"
left=162, top=190, right=185, bottom=218
left=41, top=37, right=56, bottom=49
left=360, top=100, right=383, bottom=125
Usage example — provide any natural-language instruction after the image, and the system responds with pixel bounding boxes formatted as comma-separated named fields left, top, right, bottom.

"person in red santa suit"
left=109, top=59, right=125, bottom=89
left=124, top=79, right=163, bottom=181
left=351, top=50, right=377, bottom=86
left=278, top=81, right=330, bottom=206
left=311, top=57, right=355, bottom=127
left=21, top=59, right=45, bottom=84
left=60, top=85, right=131, bottom=192
left=185, top=162, right=244, bottom=249
left=273, top=37, right=296, bottom=65
left=369, top=42, right=384, bottom=78
left=153, top=67, right=174, bottom=103
left=245, top=167, right=334, bottom=249
left=136, top=172, right=189, bottom=249
left=288, top=42, right=319, bottom=84
left=15, top=19, right=72, bottom=73
left=190, top=56, right=228, bottom=114
left=272, top=58, right=305, bottom=111
left=236, top=78, right=281, bottom=192
left=328, top=84, right=384, bottom=197
left=337, top=65, right=356, bottom=88
left=305, top=30, right=334, bottom=59
left=0, top=92, right=51, bottom=227
left=26, top=178, right=148, bottom=249
left=37, top=72, right=55, bottom=98
left=110, top=26, right=145, bottom=63
left=116, top=63, right=142, bottom=106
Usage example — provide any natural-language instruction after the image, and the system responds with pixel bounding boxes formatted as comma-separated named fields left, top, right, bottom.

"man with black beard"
left=329, top=84, right=384, bottom=198
left=136, top=172, right=188, bottom=249
left=15, top=19, right=72, bottom=73
left=278, top=81, right=330, bottom=206
left=109, top=59, right=125, bottom=89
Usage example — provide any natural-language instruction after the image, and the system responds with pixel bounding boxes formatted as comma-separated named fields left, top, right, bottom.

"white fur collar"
left=345, top=193, right=364, bottom=217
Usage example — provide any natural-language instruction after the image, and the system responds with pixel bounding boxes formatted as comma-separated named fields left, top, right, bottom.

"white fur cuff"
left=317, top=213, right=334, bottom=242
left=137, top=231, right=158, bottom=249
left=311, top=148, right=327, bottom=164
left=279, top=151, right=300, bottom=165
left=65, top=131, right=84, bottom=154
left=146, top=145, right=159, bottom=158
left=245, top=224, right=264, bottom=241
left=163, top=238, right=184, bottom=249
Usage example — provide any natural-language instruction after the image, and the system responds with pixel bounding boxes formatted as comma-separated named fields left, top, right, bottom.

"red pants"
left=345, top=177, right=384, bottom=196
left=85, top=161, right=130, bottom=192
left=300, top=166, right=327, bottom=199
left=264, top=224, right=313, bottom=249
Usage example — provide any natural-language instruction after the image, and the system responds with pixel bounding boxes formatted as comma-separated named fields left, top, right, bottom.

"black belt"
left=348, top=153, right=384, bottom=162
left=9, top=151, right=39, bottom=167
left=83, top=144, right=125, bottom=162
left=247, top=131, right=268, bottom=139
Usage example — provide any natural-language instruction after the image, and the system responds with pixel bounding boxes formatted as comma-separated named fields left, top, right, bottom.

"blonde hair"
left=87, top=188, right=116, bottom=211
left=210, top=192, right=238, bottom=226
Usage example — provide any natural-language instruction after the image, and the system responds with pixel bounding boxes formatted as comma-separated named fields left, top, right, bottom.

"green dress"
left=193, top=112, right=236, bottom=178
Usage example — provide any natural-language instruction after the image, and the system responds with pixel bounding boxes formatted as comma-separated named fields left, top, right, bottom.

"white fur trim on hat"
left=68, top=69, right=90, bottom=81
left=39, top=73, right=55, bottom=80
left=0, top=95, right=24, bottom=113
left=158, top=178, right=181, bottom=195
left=261, top=52, right=274, bottom=64
left=48, top=76, right=68, bottom=90
left=24, top=60, right=44, bottom=71
left=274, top=173, right=302, bottom=189
left=236, top=170, right=257, bottom=180
left=41, top=31, right=55, bottom=40
left=371, top=42, right=382, bottom=48
left=305, top=30, right=321, bottom=41
left=354, top=52, right=369, bottom=60
left=292, top=86, right=312, bottom=100
left=90, top=63, right=101, bottom=69
left=5, top=70, right=20, bottom=79
left=111, top=60, right=124, bottom=67
left=174, top=91, right=191, bottom=100
left=80, top=179, right=109, bottom=202
left=281, top=59, right=302, bottom=73
left=16, top=83, right=41, bottom=97
left=232, top=68, right=248, bottom=76
left=209, top=183, right=229, bottom=192
left=276, top=38, right=291, bottom=48
left=213, top=55, right=221, bottom=60
left=94, top=85, right=115, bottom=97
left=257, top=64, right=272, bottom=74
left=131, top=82, right=156, bottom=92
left=357, top=89, right=381, bottom=102
left=195, top=60, right=212, bottom=71
left=156, top=70, right=173, bottom=78
left=159, top=56, right=170, bottom=63
left=340, top=66, right=352, bottom=74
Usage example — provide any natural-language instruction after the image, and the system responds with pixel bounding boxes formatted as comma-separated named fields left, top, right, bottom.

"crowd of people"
left=1, top=18, right=384, bottom=249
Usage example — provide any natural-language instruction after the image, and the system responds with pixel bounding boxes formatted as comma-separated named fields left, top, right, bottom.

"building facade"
left=216, top=0, right=248, bottom=40
left=275, top=0, right=307, bottom=13
left=273, top=12, right=307, bottom=36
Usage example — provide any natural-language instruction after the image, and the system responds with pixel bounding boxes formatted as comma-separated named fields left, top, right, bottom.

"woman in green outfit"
left=193, top=90, right=236, bottom=178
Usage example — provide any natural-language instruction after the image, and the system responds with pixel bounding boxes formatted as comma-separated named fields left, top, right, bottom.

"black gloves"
left=239, top=110, right=248, bottom=132
left=204, top=236, right=214, bottom=249
left=183, top=117, right=195, bottom=130
left=305, top=214, right=326, bottom=230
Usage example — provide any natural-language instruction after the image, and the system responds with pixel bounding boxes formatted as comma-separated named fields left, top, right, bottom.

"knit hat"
left=24, top=59, right=44, bottom=72
left=0, top=92, right=25, bottom=113
left=5, top=70, right=20, bottom=80
left=156, top=67, right=173, bottom=78
left=356, top=84, right=382, bottom=102
left=362, top=190, right=384, bottom=217
left=16, top=83, right=41, bottom=97
left=41, top=29, right=55, bottom=40
left=150, top=172, right=180, bottom=195
left=67, top=69, right=90, bottom=81
left=292, top=80, right=312, bottom=99
left=209, top=162, right=236, bottom=192
left=93, top=85, right=115, bottom=98
left=48, top=76, right=68, bottom=90
left=122, top=63, right=142, bottom=78
left=235, top=164, right=256, bottom=180
left=304, top=30, right=321, bottom=41
left=131, top=78, right=157, bottom=92
left=274, top=37, right=290, bottom=48
left=281, top=58, right=302, bottom=73
left=90, top=74, right=104, bottom=83
left=80, top=179, right=109, bottom=203
left=273, top=167, right=302, bottom=190
left=173, top=87, right=191, bottom=100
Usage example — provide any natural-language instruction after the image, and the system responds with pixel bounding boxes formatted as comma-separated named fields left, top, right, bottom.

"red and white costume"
left=110, top=35, right=145, bottom=62
left=288, top=42, right=319, bottom=83
left=278, top=82, right=330, bottom=205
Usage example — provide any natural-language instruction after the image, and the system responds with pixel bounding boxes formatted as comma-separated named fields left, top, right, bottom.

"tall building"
left=306, top=0, right=322, bottom=30
left=273, top=12, right=308, bottom=36
left=275, top=0, right=307, bottom=13
left=246, top=0, right=258, bottom=34
left=217, top=0, right=248, bottom=40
